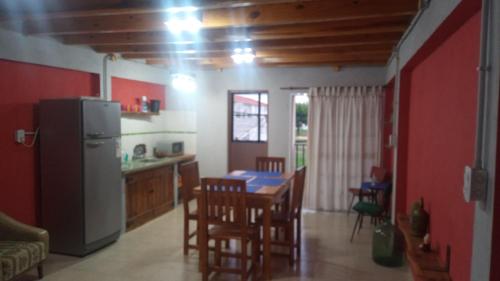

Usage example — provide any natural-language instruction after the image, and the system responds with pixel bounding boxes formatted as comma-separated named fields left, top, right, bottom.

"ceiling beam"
left=199, top=56, right=387, bottom=67
left=20, top=0, right=417, bottom=35
left=121, top=43, right=395, bottom=59
left=144, top=52, right=390, bottom=69
left=0, top=0, right=316, bottom=22
left=55, top=17, right=409, bottom=46
left=93, top=32, right=401, bottom=54
left=142, top=49, right=391, bottom=62
left=256, top=61, right=387, bottom=68
left=157, top=52, right=390, bottom=62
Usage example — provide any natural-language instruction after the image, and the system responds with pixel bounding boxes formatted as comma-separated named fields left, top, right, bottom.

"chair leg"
left=296, top=216, right=302, bottom=260
left=348, top=192, right=356, bottom=215
left=252, top=238, right=259, bottom=280
left=183, top=217, right=189, bottom=255
left=241, top=240, right=248, bottom=281
left=215, top=239, right=222, bottom=267
left=358, top=215, right=364, bottom=234
left=288, top=223, right=294, bottom=266
left=350, top=213, right=361, bottom=243
left=284, top=224, right=290, bottom=242
left=275, top=226, right=280, bottom=241
left=37, top=263, right=44, bottom=279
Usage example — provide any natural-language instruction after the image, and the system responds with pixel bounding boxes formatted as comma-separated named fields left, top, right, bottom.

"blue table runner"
left=241, top=171, right=282, bottom=178
left=222, top=171, right=287, bottom=193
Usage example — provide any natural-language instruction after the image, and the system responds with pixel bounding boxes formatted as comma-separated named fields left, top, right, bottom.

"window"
left=231, top=91, right=268, bottom=142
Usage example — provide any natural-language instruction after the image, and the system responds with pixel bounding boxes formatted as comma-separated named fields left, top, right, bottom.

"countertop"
left=121, top=154, right=195, bottom=176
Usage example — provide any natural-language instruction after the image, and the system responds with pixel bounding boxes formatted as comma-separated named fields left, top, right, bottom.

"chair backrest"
left=199, top=178, right=248, bottom=234
left=179, top=161, right=200, bottom=205
left=370, top=166, right=387, bottom=183
left=289, top=167, right=307, bottom=219
left=256, top=156, right=286, bottom=173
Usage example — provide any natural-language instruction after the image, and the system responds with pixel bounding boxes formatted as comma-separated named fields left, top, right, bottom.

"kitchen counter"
left=121, top=154, right=195, bottom=175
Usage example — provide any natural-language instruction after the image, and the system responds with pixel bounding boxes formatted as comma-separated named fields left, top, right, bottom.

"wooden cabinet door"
left=154, top=166, right=174, bottom=215
left=126, top=174, right=148, bottom=228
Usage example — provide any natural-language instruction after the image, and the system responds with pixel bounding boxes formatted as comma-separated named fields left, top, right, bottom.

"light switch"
left=463, top=166, right=487, bottom=202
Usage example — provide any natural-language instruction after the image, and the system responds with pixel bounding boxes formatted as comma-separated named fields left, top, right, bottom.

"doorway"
left=291, top=93, right=309, bottom=169
left=228, top=91, right=269, bottom=171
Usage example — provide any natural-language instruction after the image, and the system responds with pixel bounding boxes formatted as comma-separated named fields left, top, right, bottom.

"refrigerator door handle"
left=87, top=141, right=105, bottom=147
left=87, top=132, right=105, bottom=138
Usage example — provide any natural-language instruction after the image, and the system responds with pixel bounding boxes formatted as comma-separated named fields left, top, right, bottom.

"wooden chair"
left=179, top=161, right=200, bottom=255
left=255, top=156, right=287, bottom=238
left=256, top=156, right=286, bottom=173
left=347, top=166, right=387, bottom=214
left=198, top=178, right=260, bottom=281
left=256, top=167, right=307, bottom=265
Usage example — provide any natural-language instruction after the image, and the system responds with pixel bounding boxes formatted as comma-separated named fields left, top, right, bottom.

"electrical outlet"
left=15, top=129, right=25, bottom=144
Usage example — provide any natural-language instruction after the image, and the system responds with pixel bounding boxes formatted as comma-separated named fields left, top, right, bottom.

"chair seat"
left=208, top=225, right=259, bottom=240
left=352, top=202, right=383, bottom=216
left=0, top=241, right=46, bottom=281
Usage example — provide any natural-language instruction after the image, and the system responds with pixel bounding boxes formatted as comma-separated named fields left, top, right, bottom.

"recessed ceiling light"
left=166, top=6, right=198, bottom=14
left=164, top=16, right=202, bottom=34
left=231, top=48, right=255, bottom=64
left=171, top=73, right=197, bottom=93
left=176, top=49, right=197, bottom=54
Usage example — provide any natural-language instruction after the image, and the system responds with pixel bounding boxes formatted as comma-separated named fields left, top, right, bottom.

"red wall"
left=403, top=12, right=480, bottom=281
left=0, top=59, right=99, bottom=225
left=111, top=77, right=166, bottom=110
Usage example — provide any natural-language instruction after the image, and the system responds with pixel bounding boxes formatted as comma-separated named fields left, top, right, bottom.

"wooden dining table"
left=194, top=170, right=294, bottom=280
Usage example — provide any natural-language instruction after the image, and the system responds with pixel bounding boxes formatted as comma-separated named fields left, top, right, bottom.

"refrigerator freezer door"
left=83, top=138, right=122, bottom=245
left=83, top=100, right=121, bottom=139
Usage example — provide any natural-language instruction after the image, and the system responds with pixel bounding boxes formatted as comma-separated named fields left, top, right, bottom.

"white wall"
left=194, top=66, right=387, bottom=177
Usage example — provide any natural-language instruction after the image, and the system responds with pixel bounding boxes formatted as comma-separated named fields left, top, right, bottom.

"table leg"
left=263, top=203, right=272, bottom=280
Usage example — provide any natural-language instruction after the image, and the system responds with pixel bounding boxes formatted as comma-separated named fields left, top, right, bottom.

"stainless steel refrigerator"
left=40, top=98, right=122, bottom=256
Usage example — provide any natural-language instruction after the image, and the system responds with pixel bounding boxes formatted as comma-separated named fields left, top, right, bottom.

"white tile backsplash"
left=120, top=110, right=197, bottom=158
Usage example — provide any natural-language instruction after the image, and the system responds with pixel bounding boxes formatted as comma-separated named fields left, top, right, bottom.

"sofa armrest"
left=0, top=212, right=49, bottom=256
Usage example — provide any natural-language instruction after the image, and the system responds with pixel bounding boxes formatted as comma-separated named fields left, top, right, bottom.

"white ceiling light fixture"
left=164, top=6, right=202, bottom=34
left=166, top=6, right=198, bottom=13
left=171, top=73, right=197, bottom=93
left=231, top=48, right=256, bottom=64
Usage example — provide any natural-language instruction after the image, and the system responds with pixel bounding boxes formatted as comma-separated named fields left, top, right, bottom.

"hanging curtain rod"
left=280, top=87, right=309, bottom=90
left=280, top=85, right=387, bottom=91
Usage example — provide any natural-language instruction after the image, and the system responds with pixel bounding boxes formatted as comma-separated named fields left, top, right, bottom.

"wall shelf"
left=397, top=214, right=451, bottom=281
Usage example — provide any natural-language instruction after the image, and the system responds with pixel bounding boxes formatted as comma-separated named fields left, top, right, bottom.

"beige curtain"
left=304, top=86, right=384, bottom=211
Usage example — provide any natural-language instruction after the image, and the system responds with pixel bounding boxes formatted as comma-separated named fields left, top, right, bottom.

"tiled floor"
left=19, top=207, right=411, bottom=281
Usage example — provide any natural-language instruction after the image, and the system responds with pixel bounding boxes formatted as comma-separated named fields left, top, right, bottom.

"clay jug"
left=410, top=197, right=429, bottom=237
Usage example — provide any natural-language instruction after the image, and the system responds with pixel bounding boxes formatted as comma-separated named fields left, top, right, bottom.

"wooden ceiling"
left=0, top=0, right=420, bottom=69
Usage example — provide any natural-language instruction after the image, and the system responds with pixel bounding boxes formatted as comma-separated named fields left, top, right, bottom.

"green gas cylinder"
left=372, top=221, right=404, bottom=267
